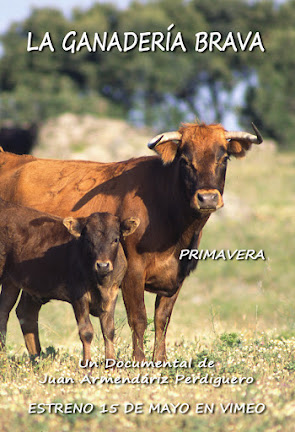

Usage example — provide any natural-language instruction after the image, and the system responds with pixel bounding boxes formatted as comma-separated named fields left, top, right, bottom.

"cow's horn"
left=148, top=131, right=182, bottom=149
left=225, top=122, right=263, bottom=144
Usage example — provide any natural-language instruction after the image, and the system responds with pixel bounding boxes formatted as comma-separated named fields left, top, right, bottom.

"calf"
left=0, top=198, right=139, bottom=362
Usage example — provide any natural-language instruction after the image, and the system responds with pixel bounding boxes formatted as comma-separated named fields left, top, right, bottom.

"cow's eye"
left=112, top=237, right=119, bottom=244
left=217, top=155, right=230, bottom=166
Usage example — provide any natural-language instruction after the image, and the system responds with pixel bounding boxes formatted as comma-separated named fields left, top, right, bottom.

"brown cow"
left=0, top=198, right=139, bottom=362
left=0, top=122, right=262, bottom=361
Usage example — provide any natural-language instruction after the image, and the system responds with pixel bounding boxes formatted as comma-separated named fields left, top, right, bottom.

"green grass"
left=1, top=145, right=295, bottom=431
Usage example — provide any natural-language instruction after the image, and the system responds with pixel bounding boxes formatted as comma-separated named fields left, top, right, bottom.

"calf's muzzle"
left=95, top=260, right=113, bottom=275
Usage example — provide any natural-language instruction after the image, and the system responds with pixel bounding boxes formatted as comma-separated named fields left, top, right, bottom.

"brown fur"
left=0, top=197, right=139, bottom=362
left=227, top=139, right=252, bottom=158
left=0, top=122, right=255, bottom=361
left=152, top=140, right=179, bottom=164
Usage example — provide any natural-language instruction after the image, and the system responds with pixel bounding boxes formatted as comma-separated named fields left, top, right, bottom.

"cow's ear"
left=152, top=141, right=179, bottom=165
left=63, top=217, right=84, bottom=238
left=227, top=139, right=252, bottom=159
left=120, top=217, right=140, bottom=238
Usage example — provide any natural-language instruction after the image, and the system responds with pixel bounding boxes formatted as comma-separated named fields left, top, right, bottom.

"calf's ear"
left=120, top=217, right=140, bottom=237
left=63, top=217, right=84, bottom=238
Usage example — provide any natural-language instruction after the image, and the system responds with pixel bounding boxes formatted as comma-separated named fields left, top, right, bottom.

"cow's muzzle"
left=193, top=189, right=224, bottom=213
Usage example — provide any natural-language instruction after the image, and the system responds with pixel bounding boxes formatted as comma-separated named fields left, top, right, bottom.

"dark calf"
left=0, top=198, right=139, bottom=362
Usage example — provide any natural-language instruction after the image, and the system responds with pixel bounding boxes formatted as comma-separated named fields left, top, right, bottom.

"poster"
left=0, top=1, right=294, bottom=431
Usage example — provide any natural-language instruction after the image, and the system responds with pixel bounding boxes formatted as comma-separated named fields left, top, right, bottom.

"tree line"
left=0, top=0, right=294, bottom=147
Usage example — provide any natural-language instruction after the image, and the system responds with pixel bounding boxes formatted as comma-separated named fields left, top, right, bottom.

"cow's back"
left=0, top=151, right=142, bottom=218
left=0, top=152, right=160, bottom=238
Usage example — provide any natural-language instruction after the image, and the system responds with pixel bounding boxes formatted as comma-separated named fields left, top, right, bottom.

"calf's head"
left=148, top=122, right=262, bottom=214
left=63, top=212, right=139, bottom=281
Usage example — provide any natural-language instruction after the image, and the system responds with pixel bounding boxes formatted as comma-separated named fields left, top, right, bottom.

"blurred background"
left=0, top=0, right=295, bottom=157
left=0, top=0, right=295, bottom=350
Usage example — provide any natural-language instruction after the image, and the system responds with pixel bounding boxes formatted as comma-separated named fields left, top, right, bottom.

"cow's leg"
left=153, top=287, right=181, bottom=362
left=16, top=292, right=42, bottom=356
left=0, top=282, right=20, bottom=349
left=99, top=285, right=119, bottom=360
left=121, top=271, right=147, bottom=361
left=72, top=299, right=94, bottom=365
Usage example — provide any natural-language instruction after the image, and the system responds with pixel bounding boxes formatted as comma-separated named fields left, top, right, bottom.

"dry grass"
left=1, top=332, right=295, bottom=432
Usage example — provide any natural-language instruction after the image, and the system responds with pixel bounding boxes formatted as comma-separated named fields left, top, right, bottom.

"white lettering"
left=249, top=32, right=265, bottom=52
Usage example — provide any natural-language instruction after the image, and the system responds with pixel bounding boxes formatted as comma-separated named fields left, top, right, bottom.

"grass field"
left=1, top=143, right=295, bottom=431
